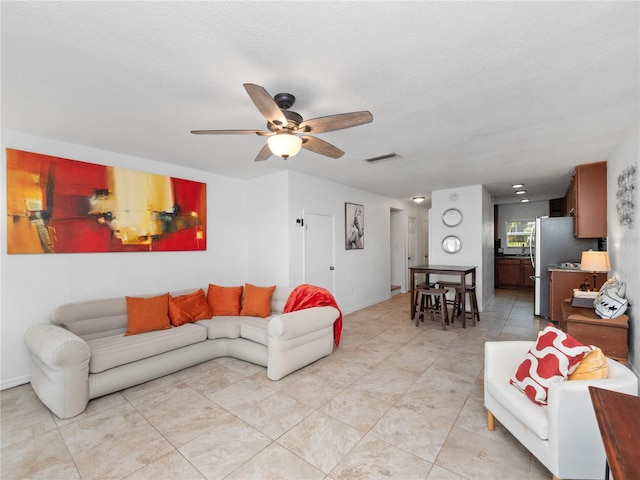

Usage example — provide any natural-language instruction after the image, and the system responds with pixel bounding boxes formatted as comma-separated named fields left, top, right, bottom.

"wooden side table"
left=561, top=299, right=629, bottom=363
left=589, top=386, right=640, bottom=480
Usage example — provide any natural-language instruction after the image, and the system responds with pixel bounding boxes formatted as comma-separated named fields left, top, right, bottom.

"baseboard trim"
left=1, top=375, right=30, bottom=391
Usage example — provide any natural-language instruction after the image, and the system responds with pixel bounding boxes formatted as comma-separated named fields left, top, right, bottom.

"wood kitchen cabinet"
left=564, top=161, right=607, bottom=238
left=496, top=257, right=534, bottom=289
left=549, top=197, right=565, bottom=217
left=549, top=270, right=607, bottom=323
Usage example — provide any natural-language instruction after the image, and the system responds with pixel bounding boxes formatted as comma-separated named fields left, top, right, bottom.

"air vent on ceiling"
left=363, top=153, right=400, bottom=163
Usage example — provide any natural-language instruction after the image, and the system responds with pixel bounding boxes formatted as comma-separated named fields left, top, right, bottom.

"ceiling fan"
left=191, top=83, right=373, bottom=161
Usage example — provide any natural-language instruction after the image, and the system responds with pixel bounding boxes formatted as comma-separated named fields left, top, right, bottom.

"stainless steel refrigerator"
left=531, top=217, right=599, bottom=317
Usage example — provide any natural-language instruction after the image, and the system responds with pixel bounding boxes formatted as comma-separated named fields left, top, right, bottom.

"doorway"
left=390, top=209, right=407, bottom=294
left=303, top=212, right=335, bottom=292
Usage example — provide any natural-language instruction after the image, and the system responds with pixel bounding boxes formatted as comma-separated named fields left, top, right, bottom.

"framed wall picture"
left=345, top=202, right=364, bottom=249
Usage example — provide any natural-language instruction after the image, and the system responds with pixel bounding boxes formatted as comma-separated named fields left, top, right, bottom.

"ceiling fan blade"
left=301, top=136, right=344, bottom=159
left=190, top=129, right=270, bottom=135
left=243, top=83, right=288, bottom=128
left=255, top=143, right=273, bottom=162
left=299, top=111, right=373, bottom=134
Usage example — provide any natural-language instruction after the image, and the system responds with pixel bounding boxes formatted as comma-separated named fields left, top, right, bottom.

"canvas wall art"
left=616, top=162, right=636, bottom=229
left=6, top=148, right=206, bottom=254
left=345, top=202, right=364, bottom=249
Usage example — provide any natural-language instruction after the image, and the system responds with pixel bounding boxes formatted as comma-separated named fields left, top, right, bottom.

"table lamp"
left=580, top=250, right=611, bottom=291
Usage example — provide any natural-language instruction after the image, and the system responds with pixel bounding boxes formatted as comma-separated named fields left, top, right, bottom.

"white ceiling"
left=2, top=1, right=638, bottom=206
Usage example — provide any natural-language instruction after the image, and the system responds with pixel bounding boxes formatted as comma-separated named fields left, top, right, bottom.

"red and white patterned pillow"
left=510, top=323, right=594, bottom=405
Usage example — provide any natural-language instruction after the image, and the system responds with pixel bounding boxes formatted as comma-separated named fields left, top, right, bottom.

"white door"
left=423, top=218, right=429, bottom=264
left=407, top=217, right=418, bottom=288
left=407, top=217, right=417, bottom=268
left=304, top=212, right=335, bottom=292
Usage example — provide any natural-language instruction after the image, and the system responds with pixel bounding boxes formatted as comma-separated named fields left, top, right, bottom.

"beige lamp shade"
left=267, top=133, right=302, bottom=159
left=581, top=250, right=611, bottom=272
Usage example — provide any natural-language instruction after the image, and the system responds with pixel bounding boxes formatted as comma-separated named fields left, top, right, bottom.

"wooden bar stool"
left=436, top=281, right=462, bottom=319
left=437, top=281, right=480, bottom=328
left=452, top=285, right=480, bottom=327
left=412, top=282, right=438, bottom=317
left=414, top=288, right=449, bottom=330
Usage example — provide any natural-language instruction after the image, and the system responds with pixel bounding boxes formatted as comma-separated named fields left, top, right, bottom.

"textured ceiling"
left=2, top=1, right=638, bottom=206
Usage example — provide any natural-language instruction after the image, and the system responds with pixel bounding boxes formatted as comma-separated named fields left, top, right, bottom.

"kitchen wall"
left=607, top=121, right=639, bottom=377
left=496, top=201, right=549, bottom=256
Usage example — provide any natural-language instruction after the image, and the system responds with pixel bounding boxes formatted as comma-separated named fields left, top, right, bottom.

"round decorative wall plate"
left=442, top=235, right=462, bottom=254
left=442, top=208, right=463, bottom=227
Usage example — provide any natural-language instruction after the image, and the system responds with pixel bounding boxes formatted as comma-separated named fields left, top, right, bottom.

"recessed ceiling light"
left=520, top=198, right=530, bottom=203
left=515, top=190, right=526, bottom=195
left=512, top=184, right=524, bottom=188
left=412, top=196, right=425, bottom=203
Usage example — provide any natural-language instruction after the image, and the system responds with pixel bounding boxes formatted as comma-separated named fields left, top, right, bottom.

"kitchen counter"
left=548, top=265, right=584, bottom=272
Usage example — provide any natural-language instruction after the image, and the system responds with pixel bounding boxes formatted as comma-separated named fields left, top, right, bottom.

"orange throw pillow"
left=169, top=289, right=211, bottom=327
left=125, top=293, right=171, bottom=336
left=240, top=283, right=276, bottom=318
left=207, top=284, right=243, bottom=316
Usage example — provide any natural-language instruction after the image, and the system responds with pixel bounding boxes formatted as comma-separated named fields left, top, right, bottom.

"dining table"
left=409, top=264, right=477, bottom=324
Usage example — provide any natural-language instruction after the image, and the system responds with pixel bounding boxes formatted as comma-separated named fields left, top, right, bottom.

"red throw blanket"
left=283, top=284, right=343, bottom=346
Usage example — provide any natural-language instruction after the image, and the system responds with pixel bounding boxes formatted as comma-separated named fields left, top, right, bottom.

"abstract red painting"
left=6, top=149, right=206, bottom=254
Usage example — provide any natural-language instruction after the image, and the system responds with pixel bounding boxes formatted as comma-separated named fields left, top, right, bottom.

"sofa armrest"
left=545, top=358, right=638, bottom=478
left=266, top=306, right=339, bottom=381
left=267, top=306, right=339, bottom=340
left=25, top=324, right=91, bottom=368
left=24, top=324, right=91, bottom=419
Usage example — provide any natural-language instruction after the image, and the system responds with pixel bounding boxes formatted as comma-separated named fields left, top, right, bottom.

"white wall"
left=607, top=122, right=639, bottom=377
left=0, top=131, right=248, bottom=388
left=287, top=171, right=416, bottom=314
left=497, top=201, right=549, bottom=255
left=481, top=186, right=495, bottom=304
left=245, top=171, right=290, bottom=287
left=429, top=185, right=494, bottom=310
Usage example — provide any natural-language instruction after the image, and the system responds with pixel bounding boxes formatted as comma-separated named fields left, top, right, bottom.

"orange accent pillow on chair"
left=125, top=293, right=171, bottom=335
left=207, top=284, right=243, bottom=316
left=240, top=283, right=276, bottom=318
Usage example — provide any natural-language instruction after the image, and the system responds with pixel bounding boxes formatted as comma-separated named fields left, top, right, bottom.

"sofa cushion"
left=125, top=294, right=171, bottom=336
left=169, top=289, right=211, bottom=326
left=207, top=284, right=243, bottom=316
left=196, top=317, right=242, bottom=340
left=239, top=317, right=269, bottom=346
left=86, top=323, right=207, bottom=373
left=510, top=323, right=593, bottom=405
left=196, top=316, right=269, bottom=345
left=240, top=283, right=276, bottom=318
left=487, top=376, right=549, bottom=440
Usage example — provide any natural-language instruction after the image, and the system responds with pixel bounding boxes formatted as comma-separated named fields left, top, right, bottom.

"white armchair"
left=484, top=341, right=638, bottom=480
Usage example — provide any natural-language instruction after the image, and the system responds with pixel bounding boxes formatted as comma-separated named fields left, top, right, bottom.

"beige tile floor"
left=1, top=289, right=552, bottom=480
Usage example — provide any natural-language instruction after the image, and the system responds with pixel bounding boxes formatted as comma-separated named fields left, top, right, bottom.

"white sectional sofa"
left=25, top=287, right=340, bottom=419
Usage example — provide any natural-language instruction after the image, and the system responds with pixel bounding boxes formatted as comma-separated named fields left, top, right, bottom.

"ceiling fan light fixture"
left=268, top=133, right=302, bottom=159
